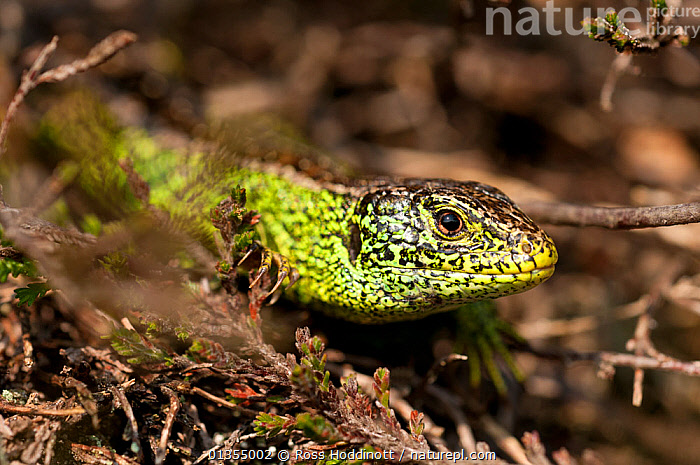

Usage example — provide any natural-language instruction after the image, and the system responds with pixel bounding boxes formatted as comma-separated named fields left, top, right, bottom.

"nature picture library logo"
left=484, top=0, right=700, bottom=38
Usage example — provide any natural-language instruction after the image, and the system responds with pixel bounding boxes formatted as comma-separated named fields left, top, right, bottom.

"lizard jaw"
left=384, top=263, right=556, bottom=302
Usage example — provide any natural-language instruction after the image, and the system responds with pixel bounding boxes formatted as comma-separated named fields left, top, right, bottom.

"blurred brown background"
left=1, top=1, right=699, bottom=464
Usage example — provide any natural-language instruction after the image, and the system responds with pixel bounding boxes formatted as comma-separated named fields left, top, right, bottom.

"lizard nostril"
left=522, top=243, right=532, bottom=254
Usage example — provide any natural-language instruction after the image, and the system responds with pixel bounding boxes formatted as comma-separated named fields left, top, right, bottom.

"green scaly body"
left=36, top=93, right=558, bottom=324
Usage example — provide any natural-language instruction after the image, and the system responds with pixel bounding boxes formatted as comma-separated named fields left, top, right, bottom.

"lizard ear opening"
left=346, top=222, right=361, bottom=264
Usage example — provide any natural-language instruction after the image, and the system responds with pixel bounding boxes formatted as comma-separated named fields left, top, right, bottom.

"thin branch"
left=480, top=415, right=534, bottom=465
left=155, top=386, right=180, bottom=465
left=0, top=30, right=137, bottom=154
left=625, top=260, right=684, bottom=406
left=598, top=351, right=700, bottom=376
left=36, top=30, right=136, bottom=85
left=109, top=385, right=144, bottom=463
left=600, top=53, right=633, bottom=112
left=188, top=385, right=242, bottom=411
left=0, top=400, right=85, bottom=417
left=424, top=353, right=469, bottom=385
left=540, top=348, right=700, bottom=377
left=521, top=201, right=700, bottom=229
left=0, top=36, right=58, bottom=153
left=519, top=261, right=684, bottom=339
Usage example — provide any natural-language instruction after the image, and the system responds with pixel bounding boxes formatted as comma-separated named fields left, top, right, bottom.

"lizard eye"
left=436, top=209, right=464, bottom=237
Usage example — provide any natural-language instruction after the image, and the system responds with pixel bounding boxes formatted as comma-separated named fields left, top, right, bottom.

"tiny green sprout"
left=299, top=341, right=311, bottom=357
left=145, top=322, right=160, bottom=339
left=246, top=316, right=258, bottom=330
left=321, top=371, right=331, bottom=392
left=290, top=363, right=314, bottom=391
left=311, top=336, right=324, bottom=354
left=229, top=186, right=247, bottom=206
left=582, top=0, right=688, bottom=53
left=176, top=327, right=190, bottom=341
left=254, top=412, right=293, bottom=437
left=188, top=339, right=204, bottom=353
left=604, top=10, right=619, bottom=26
left=294, top=413, right=342, bottom=444
left=373, top=367, right=391, bottom=410
left=409, top=410, right=425, bottom=438
left=216, top=261, right=232, bottom=273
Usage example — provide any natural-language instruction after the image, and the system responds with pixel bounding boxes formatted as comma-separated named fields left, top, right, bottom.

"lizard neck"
left=229, top=166, right=365, bottom=308
left=232, top=165, right=457, bottom=323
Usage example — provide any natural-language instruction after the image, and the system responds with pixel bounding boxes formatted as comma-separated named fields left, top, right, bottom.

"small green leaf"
left=0, top=257, right=36, bottom=283
left=254, top=412, right=293, bottom=437
left=14, top=282, right=50, bottom=306
left=109, top=328, right=172, bottom=365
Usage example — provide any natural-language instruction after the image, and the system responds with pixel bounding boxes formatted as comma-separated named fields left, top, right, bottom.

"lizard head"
left=350, top=179, right=557, bottom=320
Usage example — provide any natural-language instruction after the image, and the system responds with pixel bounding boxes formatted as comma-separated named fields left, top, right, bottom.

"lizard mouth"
left=389, top=264, right=555, bottom=281
left=386, top=264, right=556, bottom=299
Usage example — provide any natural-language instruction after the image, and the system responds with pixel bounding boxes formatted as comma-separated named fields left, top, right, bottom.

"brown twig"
left=522, top=345, right=700, bottom=377
left=109, top=385, right=144, bottom=462
left=185, top=404, right=213, bottom=451
left=155, top=386, right=180, bottom=465
left=0, top=30, right=137, bottom=154
left=0, top=36, right=58, bottom=153
left=599, top=53, right=633, bottom=112
left=188, top=385, right=241, bottom=411
left=630, top=313, right=652, bottom=406
left=481, top=415, right=533, bottom=465
left=63, top=376, right=100, bottom=428
left=596, top=352, right=700, bottom=376
left=527, top=263, right=699, bottom=404
left=423, top=353, right=469, bottom=385
left=624, top=261, right=684, bottom=406
left=0, top=400, right=85, bottom=417
left=529, top=343, right=700, bottom=380
left=521, top=201, right=700, bottom=229
left=35, top=30, right=136, bottom=85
